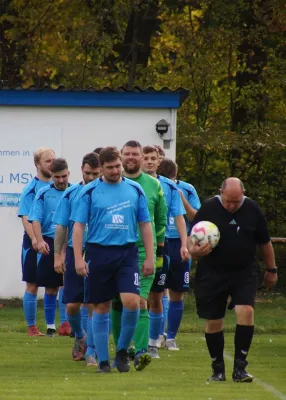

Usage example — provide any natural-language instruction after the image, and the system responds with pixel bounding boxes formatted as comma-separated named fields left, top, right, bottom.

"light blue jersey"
left=28, top=183, right=70, bottom=238
left=157, top=175, right=186, bottom=239
left=167, top=180, right=201, bottom=238
left=53, top=183, right=86, bottom=247
left=71, top=177, right=151, bottom=246
left=18, top=177, right=51, bottom=218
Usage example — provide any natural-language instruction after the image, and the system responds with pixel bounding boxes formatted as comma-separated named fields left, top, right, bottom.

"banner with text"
left=0, top=124, right=62, bottom=206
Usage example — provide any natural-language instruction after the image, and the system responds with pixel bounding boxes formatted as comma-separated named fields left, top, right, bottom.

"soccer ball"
left=190, top=221, right=220, bottom=249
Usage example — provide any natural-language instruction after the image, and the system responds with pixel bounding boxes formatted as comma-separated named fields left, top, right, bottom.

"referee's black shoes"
left=233, top=359, right=253, bottom=382
left=208, top=361, right=226, bottom=382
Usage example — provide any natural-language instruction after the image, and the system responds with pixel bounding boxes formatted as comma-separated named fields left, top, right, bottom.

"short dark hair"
left=154, top=145, right=165, bottom=157
left=99, top=146, right=121, bottom=166
left=122, top=140, right=142, bottom=152
left=143, top=145, right=159, bottom=156
left=50, top=158, right=68, bottom=174
left=157, top=158, right=177, bottom=179
left=82, top=152, right=100, bottom=168
left=93, top=147, right=103, bottom=155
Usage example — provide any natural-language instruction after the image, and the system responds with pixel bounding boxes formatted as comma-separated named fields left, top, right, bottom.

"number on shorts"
left=158, top=274, right=166, bottom=286
left=184, top=272, right=189, bottom=284
left=134, top=273, right=139, bottom=286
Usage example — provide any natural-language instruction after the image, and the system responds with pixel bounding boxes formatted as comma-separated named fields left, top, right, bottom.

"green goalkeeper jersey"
left=126, top=172, right=167, bottom=249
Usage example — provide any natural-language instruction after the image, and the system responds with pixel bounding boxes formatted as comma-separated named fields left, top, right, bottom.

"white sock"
left=149, top=338, right=158, bottom=347
left=47, top=324, right=56, bottom=330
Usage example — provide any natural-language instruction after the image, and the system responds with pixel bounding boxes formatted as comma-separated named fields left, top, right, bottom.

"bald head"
left=220, top=177, right=245, bottom=213
left=221, top=177, right=245, bottom=192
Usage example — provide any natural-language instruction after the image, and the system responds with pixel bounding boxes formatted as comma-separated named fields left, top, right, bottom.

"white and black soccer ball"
left=190, top=221, right=220, bottom=249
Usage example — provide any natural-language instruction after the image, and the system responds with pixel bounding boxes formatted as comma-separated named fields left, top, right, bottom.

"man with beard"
left=29, top=158, right=70, bottom=337
left=53, top=153, right=101, bottom=365
left=71, top=147, right=154, bottom=373
left=18, top=147, right=55, bottom=336
left=111, top=141, right=167, bottom=371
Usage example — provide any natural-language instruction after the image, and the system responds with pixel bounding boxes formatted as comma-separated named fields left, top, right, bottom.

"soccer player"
left=156, top=158, right=200, bottom=350
left=142, top=146, right=190, bottom=358
left=187, top=177, right=278, bottom=382
left=28, top=158, right=70, bottom=337
left=18, top=147, right=55, bottom=336
left=53, top=153, right=101, bottom=365
left=111, top=141, right=167, bottom=371
left=71, top=146, right=154, bottom=373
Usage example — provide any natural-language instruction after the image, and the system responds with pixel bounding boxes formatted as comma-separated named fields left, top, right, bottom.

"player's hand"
left=142, top=258, right=154, bottom=277
left=54, top=255, right=65, bottom=274
left=263, top=271, right=278, bottom=289
left=75, top=258, right=89, bottom=277
left=187, top=239, right=212, bottom=259
left=180, top=246, right=190, bottom=261
left=38, top=240, right=50, bottom=255
left=32, top=237, right=38, bottom=251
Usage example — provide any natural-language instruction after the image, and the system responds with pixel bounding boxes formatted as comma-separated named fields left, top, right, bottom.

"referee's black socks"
left=205, top=331, right=224, bottom=366
left=234, top=324, right=254, bottom=363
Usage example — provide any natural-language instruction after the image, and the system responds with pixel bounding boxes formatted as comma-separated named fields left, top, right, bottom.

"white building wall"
left=0, top=106, right=177, bottom=298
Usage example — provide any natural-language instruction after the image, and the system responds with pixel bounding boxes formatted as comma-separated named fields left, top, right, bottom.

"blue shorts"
left=165, top=238, right=191, bottom=292
left=21, top=233, right=37, bottom=284
left=63, top=246, right=84, bottom=304
left=84, top=243, right=140, bottom=304
left=37, top=236, right=63, bottom=288
left=151, top=239, right=191, bottom=293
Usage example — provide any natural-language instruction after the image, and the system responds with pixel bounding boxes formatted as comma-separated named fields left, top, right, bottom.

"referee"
left=187, top=177, right=278, bottom=382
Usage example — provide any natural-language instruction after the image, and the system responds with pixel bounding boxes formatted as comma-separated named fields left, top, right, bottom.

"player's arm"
left=154, top=183, right=167, bottom=244
left=53, top=195, right=70, bottom=274
left=171, top=188, right=189, bottom=260
left=174, top=215, right=189, bottom=260
left=71, top=191, right=91, bottom=277
left=138, top=192, right=154, bottom=277
left=32, top=221, right=49, bottom=255
left=73, top=222, right=88, bottom=277
left=29, top=193, right=49, bottom=255
left=21, top=216, right=37, bottom=250
left=54, top=225, right=67, bottom=274
left=139, top=222, right=154, bottom=277
left=179, top=191, right=197, bottom=222
left=19, top=191, right=37, bottom=249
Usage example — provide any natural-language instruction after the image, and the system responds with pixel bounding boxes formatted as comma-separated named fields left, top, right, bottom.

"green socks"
left=111, top=308, right=122, bottom=347
left=134, top=309, right=149, bottom=353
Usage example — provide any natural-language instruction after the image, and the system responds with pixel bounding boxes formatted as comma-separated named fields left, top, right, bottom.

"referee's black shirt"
left=189, top=196, right=271, bottom=271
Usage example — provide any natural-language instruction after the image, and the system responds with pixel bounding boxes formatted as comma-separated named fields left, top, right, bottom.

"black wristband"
left=156, top=246, right=164, bottom=257
left=266, top=267, right=278, bottom=274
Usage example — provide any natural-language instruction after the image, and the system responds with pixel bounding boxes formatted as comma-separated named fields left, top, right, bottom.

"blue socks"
left=67, top=312, right=85, bottom=339
left=167, top=300, right=184, bottom=339
left=149, top=311, right=163, bottom=345
left=23, top=291, right=37, bottom=327
left=92, top=312, right=109, bottom=362
left=161, top=295, right=169, bottom=335
left=81, top=306, right=89, bottom=334
left=85, top=316, right=96, bottom=358
left=58, top=288, right=67, bottom=324
left=44, top=293, right=57, bottom=327
left=117, top=308, right=139, bottom=351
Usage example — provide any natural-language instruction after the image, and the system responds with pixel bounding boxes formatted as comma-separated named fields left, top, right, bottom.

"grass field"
left=0, top=295, right=285, bottom=400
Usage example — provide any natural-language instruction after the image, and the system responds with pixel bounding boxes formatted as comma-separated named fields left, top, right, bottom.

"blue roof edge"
left=0, top=86, right=189, bottom=109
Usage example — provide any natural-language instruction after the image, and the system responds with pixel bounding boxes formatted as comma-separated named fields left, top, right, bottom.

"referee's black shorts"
left=194, top=263, right=257, bottom=320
